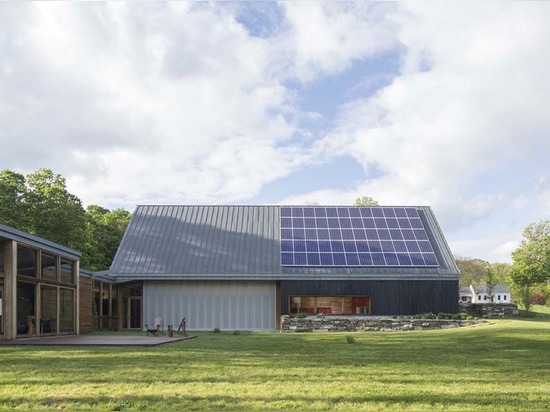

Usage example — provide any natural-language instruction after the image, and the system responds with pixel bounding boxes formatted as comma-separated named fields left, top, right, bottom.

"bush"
left=346, top=335, right=356, bottom=344
left=232, top=330, right=241, bottom=335
left=531, top=293, right=547, bottom=305
left=213, top=327, right=221, bottom=333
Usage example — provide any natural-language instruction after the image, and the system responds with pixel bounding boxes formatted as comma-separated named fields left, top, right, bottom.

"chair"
left=146, top=316, right=164, bottom=336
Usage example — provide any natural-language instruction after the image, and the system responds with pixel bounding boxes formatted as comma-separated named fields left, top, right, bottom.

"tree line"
left=0, top=168, right=130, bottom=271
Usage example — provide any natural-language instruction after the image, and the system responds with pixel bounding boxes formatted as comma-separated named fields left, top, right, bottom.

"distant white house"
left=459, top=284, right=511, bottom=304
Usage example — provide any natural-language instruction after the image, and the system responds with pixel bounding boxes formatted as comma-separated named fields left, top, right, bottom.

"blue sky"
left=1, top=2, right=550, bottom=263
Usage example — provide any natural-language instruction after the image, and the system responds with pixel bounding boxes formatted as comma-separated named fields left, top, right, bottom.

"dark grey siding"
left=280, top=280, right=459, bottom=315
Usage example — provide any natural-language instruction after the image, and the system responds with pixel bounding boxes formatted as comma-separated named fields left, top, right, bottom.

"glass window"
left=17, top=247, right=37, bottom=277
left=41, top=254, right=57, bottom=282
left=60, top=260, right=74, bottom=284
left=59, top=288, right=74, bottom=333
left=0, top=242, right=4, bottom=274
left=40, top=286, right=57, bottom=334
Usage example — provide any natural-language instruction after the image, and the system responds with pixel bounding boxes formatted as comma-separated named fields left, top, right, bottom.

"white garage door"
left=143, top=280, right=276, bottom=331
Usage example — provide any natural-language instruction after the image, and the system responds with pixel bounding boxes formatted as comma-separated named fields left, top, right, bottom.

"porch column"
left=75, top=260, right=80, bottom=335
left=4, top=241, right=17, bottom=340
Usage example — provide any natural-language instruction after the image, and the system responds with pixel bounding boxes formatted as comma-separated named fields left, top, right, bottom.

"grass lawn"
left=1, top=316, right=549, bottom=411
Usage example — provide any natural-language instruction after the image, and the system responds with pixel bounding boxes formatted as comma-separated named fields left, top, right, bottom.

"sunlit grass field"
left=1, top=314, right=549, bottom=410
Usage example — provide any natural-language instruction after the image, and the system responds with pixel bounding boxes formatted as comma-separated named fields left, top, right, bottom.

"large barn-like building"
left=0, top=205, right=460, bottom=338
left=107, top=205, right=460, bottom=331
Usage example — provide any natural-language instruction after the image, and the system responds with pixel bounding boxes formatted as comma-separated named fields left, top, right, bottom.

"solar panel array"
left=280, top=206, right=439, bottom=267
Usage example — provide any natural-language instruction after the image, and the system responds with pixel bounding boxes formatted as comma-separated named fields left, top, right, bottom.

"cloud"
left=276, top=2, right=397, bottom=82
left=286, top=2, right=550, bottom=261
left=0, top=2, right=398, bottom=210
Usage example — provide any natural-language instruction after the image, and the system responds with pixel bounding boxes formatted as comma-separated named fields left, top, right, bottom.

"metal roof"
left=0, top=223, right=81, bottom=259
left=471, top=284, right=510, bottom=294
left=109, top=205, right=460, bottom=281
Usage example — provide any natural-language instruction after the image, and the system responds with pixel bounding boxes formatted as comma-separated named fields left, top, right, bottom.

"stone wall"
left=281, top=315, right=482, bottom=333
left=459, top=303, right=519, bottom=319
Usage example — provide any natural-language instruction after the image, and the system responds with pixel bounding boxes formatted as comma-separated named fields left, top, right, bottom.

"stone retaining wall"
left=459, top=303, right=519, bottom=319
left=281, top=315, right=482, bottom=333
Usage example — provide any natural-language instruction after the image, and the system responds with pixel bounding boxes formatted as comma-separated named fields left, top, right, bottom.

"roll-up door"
left=143, top=280, right=276, bottom=331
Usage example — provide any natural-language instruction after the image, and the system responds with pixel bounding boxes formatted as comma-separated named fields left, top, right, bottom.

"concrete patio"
left=0, top=334, right=195, bottom=346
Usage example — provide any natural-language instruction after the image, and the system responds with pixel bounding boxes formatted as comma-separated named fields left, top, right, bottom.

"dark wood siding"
left=280, top=280, right=458, bottom=315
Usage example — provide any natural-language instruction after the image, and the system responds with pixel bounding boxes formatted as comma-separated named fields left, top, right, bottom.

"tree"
left=81, top=205, right=131, bottom=271
left=485, top=266, right=497, bottom=302
left=355, top=196, right=379, bottom=206
left=455, top=257, right=489, bottom=287
left=0, top=168, right=131, bottom=270
left=0, top=169, right=28, bottom=230
left=510, top=220, right=550, bottom=311
left=24, top=169, right=86, bottom=250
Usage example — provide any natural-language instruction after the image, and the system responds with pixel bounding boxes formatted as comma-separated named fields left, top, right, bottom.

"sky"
left=1, top=2, right=550, bottom=263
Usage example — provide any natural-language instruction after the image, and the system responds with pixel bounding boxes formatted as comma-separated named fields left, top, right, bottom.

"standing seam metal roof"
left=109, top=205, right=459, bottom=281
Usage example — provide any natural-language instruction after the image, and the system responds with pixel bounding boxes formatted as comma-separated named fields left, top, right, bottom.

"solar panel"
left=280, top=206, right=439, bottom=267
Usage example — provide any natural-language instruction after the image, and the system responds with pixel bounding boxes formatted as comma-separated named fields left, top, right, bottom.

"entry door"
left=128, top=297, right=142, bottom=329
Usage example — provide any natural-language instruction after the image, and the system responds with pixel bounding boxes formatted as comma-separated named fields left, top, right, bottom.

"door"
left=128, top=297, right=142, bottom=329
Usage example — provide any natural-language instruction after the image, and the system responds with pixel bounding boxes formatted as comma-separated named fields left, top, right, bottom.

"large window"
left=59, top=288, right=74, bottom=333
left=17, top=282, right=36, bottom=335
left=41, top=254, right=57, bottom=282
left=0, top=279, right=4, bottom=335
left=0, top=242, right=4, bottom=274
left=40, top=286, right=57, bottom=334
left=60, top=260, right=74, bottom=285
left=17, top=247, right=37, bottom=277
left=290, top=296, right=371, bottom=315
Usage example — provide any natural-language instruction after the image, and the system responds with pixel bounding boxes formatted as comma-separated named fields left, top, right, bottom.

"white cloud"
left=0, top=2, right=398, bottom=210
left=277, top=2, right=397, bottom=82
left=288, top=2, right=550, bottom=261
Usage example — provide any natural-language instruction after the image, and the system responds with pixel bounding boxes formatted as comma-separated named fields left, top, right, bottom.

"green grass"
left=1, top=318, right=549, bottom=410
left=531, top=304, right=550, bottom=315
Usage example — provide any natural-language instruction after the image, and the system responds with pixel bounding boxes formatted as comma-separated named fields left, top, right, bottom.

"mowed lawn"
left=1, top=316, right=549, bottom=411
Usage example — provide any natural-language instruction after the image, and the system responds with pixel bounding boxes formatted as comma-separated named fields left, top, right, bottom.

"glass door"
left=128, top=297, right=142, bottom=329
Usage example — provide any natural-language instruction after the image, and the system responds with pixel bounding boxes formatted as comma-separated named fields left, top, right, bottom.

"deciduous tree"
left=0, top=169, right=28, bottom=230
left=510, top=220, right=550, bottom=310
left=354, top=196, right=379, bottom=206
left=24, top=169, right=86, bottom=250
left=81, top=205, right=131, bottom=271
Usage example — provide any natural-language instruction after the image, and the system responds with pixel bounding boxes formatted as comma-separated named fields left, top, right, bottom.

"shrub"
left=531, top=293, right=547, bottom=305
left=213, top=327, right=221, bottom=333
left=232, top=330, right=241, bottom=335
left=346, top=335, right=356, bottom=344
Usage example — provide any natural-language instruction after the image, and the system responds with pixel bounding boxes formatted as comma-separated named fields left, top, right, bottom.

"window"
left=41, top=254, right=57, bottom=282
left=17, top=247, right=37, bottom=277
left=498, top=295, right=501, bottom=301
left=0, top=242, right=4, bottom=274
left=484, top=295, right=487, bottom=301
left=504, top=295, right=507, bottom=301
left=478, top=295, right=481, bottom=300
left=59, top=288, right=74, bottom=333
left=60, top=260, right=74, bottom=284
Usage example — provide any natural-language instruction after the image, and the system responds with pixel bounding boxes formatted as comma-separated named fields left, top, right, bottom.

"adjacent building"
left=460, top=284, right=511, bottom=304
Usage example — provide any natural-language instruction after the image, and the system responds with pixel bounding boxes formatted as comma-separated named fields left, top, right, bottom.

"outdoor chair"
left=146, top=316, right=164, bottom=336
